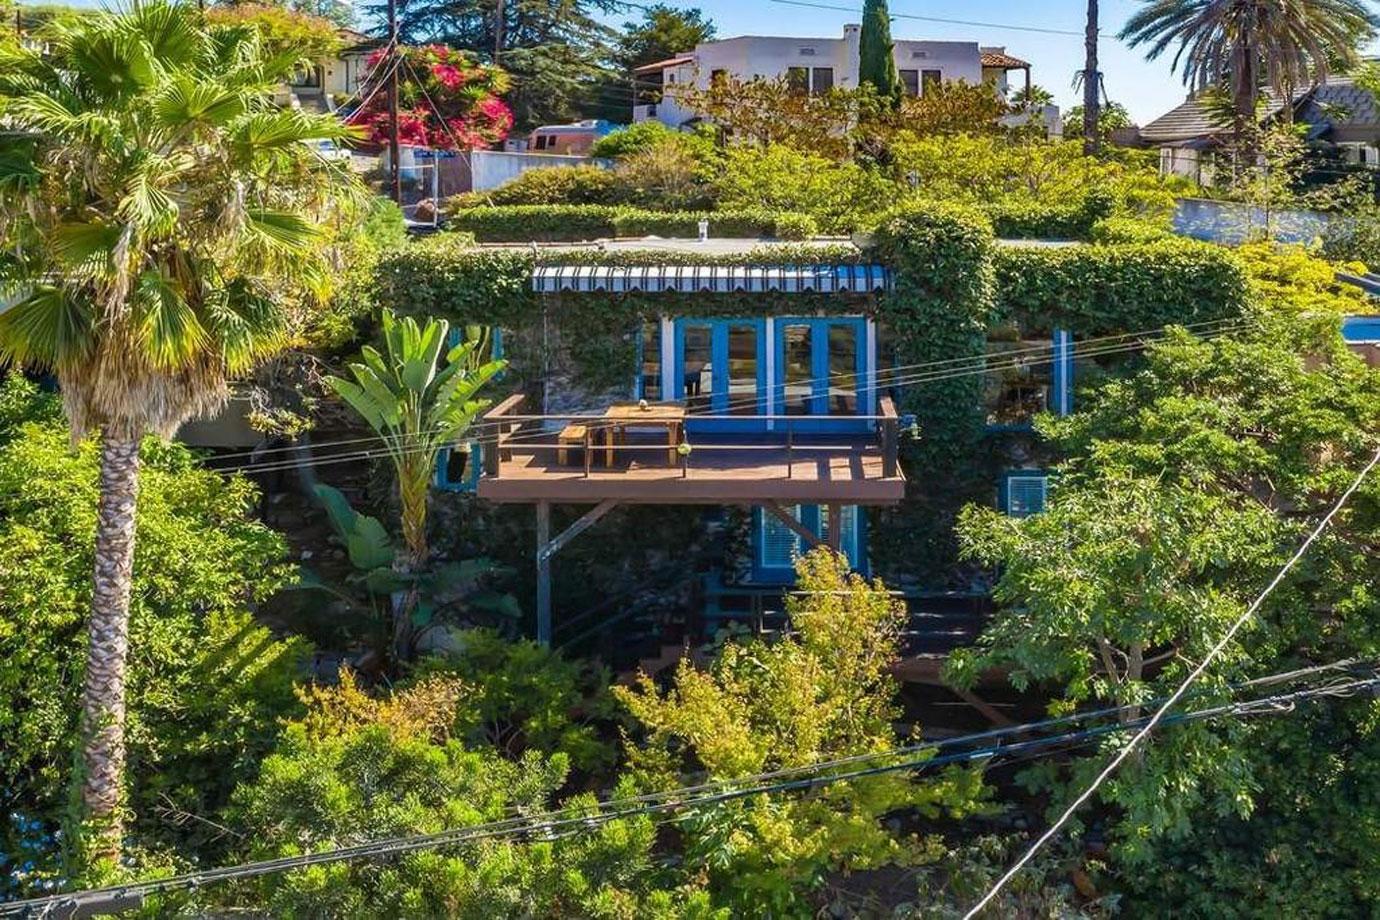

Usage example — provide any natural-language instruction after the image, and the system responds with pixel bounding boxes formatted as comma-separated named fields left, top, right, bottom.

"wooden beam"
left=826, top=502, right=842, bottom=551
left=535, top=501, right=551, bottom=646
left=762, top=500, right=823, bottom=548
left=539, top=500, right=620, bottom=564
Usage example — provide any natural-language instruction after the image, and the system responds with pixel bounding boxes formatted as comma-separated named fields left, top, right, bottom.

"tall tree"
left=1120, top=0, right=1379, bottom=151
left=858, top=0, right=900, bottom=108
left=1083, top=0, right=1100, bottom=154
left=611, top=3, right=713, bottom=72
left=0, top=0, right=359, bottom=865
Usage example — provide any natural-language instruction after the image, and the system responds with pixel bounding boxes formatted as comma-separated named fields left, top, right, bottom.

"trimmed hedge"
left=446, top=166, right=617, bottom=209
left=443, top=204, right=817, bottom=242
left=1089, top=216, right=1176, bottom=244
left=993, top=239, right=1251, bottom=335
left=982, top=189, right=1116, bottom=241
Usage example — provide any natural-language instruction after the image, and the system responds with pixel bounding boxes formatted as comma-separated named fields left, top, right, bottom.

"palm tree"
left=326, top=311, right=504, bottom=660
left=0, top=0, right=360, bottom=863
left=1120, top=0, right=1379, bottom=149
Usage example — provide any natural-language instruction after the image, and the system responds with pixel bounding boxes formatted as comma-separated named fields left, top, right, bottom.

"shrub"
left=714, top=144, right=891, bottom=234
left=993, top=239, right=1252, bottom=335
left=448, top=165, right=618, bottom=209
left=590, top=120, right=716, bottom=162
left=1089, top=215, right=1175, bottom=244
left=445, top=204, right=618, bottom=242
left=442, top=205, right=816, bottom=242
left=983, top=188, right=1116, bottom=240
left=611, top=208, right=816, bottom=240
left=611, top=139, right=715, bottom=210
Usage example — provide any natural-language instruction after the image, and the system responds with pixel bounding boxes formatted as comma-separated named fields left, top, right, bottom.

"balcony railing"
left=475, top=394, right=904, bottom=505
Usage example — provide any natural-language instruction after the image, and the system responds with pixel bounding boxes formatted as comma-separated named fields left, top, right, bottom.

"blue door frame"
left=673, top=318, right=768, bottom=434
left=774, top=317, right=871, bottom=434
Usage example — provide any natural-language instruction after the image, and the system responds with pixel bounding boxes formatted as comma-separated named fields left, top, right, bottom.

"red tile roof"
left=980, top=50, right=1029, bottom=70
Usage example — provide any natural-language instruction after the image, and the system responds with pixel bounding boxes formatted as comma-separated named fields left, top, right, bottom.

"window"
left=754, top=505, right=863, bottom=580
left=811, top=67, right=834, bottom=94
left=759, top=505, right=802, bottom=570
left=710, top=68, right=727, bottom=85
left=639, top=321, right=662, bottom=400
left=799, top=47, right=817, bottom=56
left=922, top=69, right=942, bottom=92
left=787, top=66, right=809, bottom=95
left=984, top=333, right=1053, bottom=427
left=900, top=69, right=920, bottom=96
left=1003, top=474, right=1048, bottom=518
left=533, top=135, right=549, bottom=150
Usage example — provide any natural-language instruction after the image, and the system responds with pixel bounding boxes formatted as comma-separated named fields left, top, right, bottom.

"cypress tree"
left=859, top=0, right=901, bottom=107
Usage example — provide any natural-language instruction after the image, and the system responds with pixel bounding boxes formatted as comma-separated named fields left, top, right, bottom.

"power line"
left=8, top=668, right=1375, bottom=917
left=962, top=441, right=1380, bottom=918
left=203, top=316, right=1245, bottom=466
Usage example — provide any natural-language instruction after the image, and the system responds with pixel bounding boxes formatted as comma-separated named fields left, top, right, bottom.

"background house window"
left=811, top=67, right=834, bottom=94
left=710, top=68, right=727, bottom=85
left=1002, top=473, right=1048, bottom=517
left=787, top=67, right=809, bottom=94
left=900, top=69, right=920, bottom=96
left=922, top=69, right=942, bottom=92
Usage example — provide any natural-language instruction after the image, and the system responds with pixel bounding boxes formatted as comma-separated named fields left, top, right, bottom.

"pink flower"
left=432, top=63, right=463, bottom=90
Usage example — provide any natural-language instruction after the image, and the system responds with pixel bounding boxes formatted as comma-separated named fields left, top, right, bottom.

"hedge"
left=993, top=239, right=1251, bottom=335
left=442, top=205, right=817, bottom=242
left=982, top=189, right=1117, bottom=241
left=1088, top=216, right=1176, bottom=244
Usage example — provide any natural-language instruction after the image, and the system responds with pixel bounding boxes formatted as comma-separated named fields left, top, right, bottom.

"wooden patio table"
left=600, top=403, right=686, bottom=467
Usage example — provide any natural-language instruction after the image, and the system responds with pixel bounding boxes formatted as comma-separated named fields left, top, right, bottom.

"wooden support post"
left=826, top=503, right=842, bottom=552
left=535, top=501, right=551, bottom=645
left=763, top=501, right=823, bottom=549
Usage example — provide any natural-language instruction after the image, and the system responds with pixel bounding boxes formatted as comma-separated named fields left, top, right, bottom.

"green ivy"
left=982, top=188, right=1116, bottom=240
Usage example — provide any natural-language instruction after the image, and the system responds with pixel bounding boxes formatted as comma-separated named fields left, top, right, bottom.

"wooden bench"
left=556, top=424, right=589, bottom=466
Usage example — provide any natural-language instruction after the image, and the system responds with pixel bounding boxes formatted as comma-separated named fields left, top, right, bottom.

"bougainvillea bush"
left=353, top=44, right=512, bottom=150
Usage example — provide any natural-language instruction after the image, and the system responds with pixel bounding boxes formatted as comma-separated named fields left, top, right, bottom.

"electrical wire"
left=8, top=668, right=1375, bottom=917
left=198, top=315, right=1252, bottom=471
left=961, top=441, right=1380, bottom=919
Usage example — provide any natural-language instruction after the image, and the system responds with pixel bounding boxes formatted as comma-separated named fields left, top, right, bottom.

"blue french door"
left=774, top=317, right=871, bottom=433
left=674, top=318, right=768, bottom=433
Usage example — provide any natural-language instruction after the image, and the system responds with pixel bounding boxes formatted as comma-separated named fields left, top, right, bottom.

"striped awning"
left=531, top=264, right=892, bottom=295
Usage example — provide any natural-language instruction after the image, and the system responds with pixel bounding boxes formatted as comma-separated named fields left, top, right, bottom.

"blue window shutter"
left=760, top=506, right=802, bottom=568
left=1006, top=474, right=1048, bottom=517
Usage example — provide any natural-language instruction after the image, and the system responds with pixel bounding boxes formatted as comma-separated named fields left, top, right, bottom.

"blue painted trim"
left=436, top=326, right=503, bottom=492
left=750, top=504, right=867, bottom=583
left=673, top=317, right=768, bottom=434
left=773, top=317, right=870, bottom=434
left=1342, top=315, right=1380, bottom=343
left=1052, top=329, right=1073, bottom=416
left=633, top=323, right=645, bottom=399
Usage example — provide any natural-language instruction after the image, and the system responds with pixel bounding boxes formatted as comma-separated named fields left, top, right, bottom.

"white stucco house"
left=631, top=25, right=1055, bottom=133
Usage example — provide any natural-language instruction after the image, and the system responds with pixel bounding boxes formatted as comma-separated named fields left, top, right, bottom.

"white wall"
left=471, top=150, right=604, bottom=192
left=648, top=28, right=987, bottom=127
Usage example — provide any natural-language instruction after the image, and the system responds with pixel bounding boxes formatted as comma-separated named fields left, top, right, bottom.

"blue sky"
left=26, top=0, right=1373, bottom=125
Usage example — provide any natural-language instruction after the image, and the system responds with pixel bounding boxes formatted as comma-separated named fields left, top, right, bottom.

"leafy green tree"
left=0, top=0, right=358, bottom=861
left=325, top=310, right=504, bottom=659
left=0, top=378, right=305, bottom=897
left=952, top=310, right=1380, bottom=870
left=713, top=144, right=891, bottom=233
left=221, top=672, right=720, bottom=918
left=858, top=0, right=900, bottom=108
left=1120, top=0, right=1378, bottom=151
left=611, top=4, right=712, bottom=72
left=617, top=549, right=988, bottom=914
left=1063, top=100, right=1133, bottom=140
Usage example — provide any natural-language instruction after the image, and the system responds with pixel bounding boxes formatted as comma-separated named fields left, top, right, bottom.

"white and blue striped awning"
left=531, top=264, right=892, bottom=295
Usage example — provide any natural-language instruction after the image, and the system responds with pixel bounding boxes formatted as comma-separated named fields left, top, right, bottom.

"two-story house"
left=630, top=24, right=1041, bottom=129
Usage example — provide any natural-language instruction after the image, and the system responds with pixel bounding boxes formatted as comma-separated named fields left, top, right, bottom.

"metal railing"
left=480, top=394, right=901, bottom=481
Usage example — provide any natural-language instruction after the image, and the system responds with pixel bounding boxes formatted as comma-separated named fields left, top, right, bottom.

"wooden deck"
left=477, top=434, right=905, bottom=504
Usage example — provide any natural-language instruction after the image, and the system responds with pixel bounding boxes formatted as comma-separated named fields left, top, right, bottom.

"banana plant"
left=300, top=484, right=521, bottom=662
left=325, top=310, right=506, bottom=658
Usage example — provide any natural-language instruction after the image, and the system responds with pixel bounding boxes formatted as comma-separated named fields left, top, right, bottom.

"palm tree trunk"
left=77, top=432, right=142, bottom=864
left=1083, top=0, right=1100, bottom=155
left=392, top=456, right=430, bottom=661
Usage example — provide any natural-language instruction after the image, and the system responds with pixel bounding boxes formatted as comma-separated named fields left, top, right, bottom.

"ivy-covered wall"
left=370, top=209, right=1252, bottom=587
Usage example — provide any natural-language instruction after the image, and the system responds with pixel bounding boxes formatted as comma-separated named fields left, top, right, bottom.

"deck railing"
left=479, top=394, right=902, bottom=481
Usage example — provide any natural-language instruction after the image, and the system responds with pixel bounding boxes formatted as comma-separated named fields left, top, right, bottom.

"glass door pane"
left=782, top=324, right=813, bottom=415
left=681, top=324, right=712, bottom=413
left=726, top=323, right=761, bottom=416
left=826, top=324, right=858, bottom=415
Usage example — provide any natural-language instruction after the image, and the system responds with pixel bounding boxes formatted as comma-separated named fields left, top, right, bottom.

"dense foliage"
left=0, top=379, right=305, bottom=897
left=354, top=44, right=512, bottom=149
left=442, top=204, right=816, bottom=241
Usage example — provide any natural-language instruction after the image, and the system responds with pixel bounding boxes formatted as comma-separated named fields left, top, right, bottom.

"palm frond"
left=133, top=267, right=207, bottom=369
left=0, top=285, right=96, bottom=368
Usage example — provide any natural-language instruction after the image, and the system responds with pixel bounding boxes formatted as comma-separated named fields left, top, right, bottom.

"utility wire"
left=205, top=317, right=1243, bottom=465
left=198, top=317, right=1252, bottom=478
left=9, top=670, right=1376, bottom=918
left=962, top=442, right=1380, bottom=919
